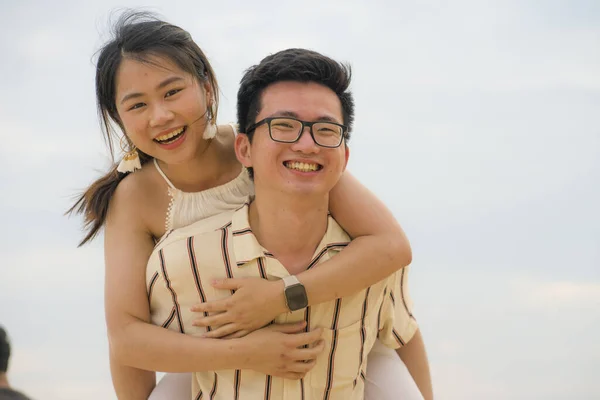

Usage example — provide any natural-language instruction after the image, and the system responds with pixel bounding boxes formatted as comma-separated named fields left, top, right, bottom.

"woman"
left=70, top=11, right=427, bottom=400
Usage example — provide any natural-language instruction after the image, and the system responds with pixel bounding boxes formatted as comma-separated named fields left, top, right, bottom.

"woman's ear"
left=201, top=81, right=213, bottom=108
left=234, top=133, right=252, bottom=167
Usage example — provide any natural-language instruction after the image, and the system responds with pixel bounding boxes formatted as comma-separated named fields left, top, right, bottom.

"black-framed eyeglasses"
left=246, top=117, right=348, bottom=148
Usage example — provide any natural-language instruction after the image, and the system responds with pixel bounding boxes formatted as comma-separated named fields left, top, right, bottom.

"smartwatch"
left=282, top=275, right=308, bottom=311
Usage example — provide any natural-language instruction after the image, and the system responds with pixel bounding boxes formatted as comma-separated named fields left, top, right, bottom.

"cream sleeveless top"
left=153, top=126, right=254, bottom=231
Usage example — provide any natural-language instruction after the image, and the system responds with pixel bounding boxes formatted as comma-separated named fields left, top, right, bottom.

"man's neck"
left=0, top=373, right=9, bottom=388
left=249, top=191, right=329, bottom=274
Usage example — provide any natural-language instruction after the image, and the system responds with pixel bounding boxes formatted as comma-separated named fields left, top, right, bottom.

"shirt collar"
left=231, top=204, right=266, bottom=266
left=232, top=204, right=351, bottom=267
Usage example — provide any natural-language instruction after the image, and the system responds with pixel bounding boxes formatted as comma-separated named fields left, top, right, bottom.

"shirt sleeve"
left=377, top=266, right=419, bottom=349
left=146, top=253, right=177, bottom=331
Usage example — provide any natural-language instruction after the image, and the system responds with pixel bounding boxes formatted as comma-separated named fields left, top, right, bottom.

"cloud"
left=18, top=28, right=71, bottom=63
left=418, top=271, right=600, bottom=399
left=512, top=278, right=600, bottom=309
left=10, top=343, right=114, bottom=400
left=0, top=1, right=598, bottom=399
left=432, top=362, right=511, bottom=400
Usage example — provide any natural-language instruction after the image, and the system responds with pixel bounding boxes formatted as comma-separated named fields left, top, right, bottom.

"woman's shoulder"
left=115, top=161, right=156, bottom=192
left=111, top=161, right=166, bottom=216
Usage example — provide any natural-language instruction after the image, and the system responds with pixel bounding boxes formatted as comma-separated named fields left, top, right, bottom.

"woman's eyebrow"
left=120, top=76, right=185, bottom=105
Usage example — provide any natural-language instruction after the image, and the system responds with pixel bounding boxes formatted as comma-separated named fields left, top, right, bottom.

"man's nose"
left=291, top=126, right=319, bottom=153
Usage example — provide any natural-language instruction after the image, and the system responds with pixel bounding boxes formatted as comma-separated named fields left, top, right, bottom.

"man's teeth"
left=285, top=161, right=320, bottom=172
left=155, top=127, right=185, bottom=143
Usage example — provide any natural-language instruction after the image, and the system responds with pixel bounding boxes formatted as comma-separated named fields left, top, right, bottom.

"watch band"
left=282, top=275, right=301, bottom=288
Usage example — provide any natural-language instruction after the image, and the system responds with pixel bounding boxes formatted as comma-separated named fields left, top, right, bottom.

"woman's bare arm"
left=109, top=354, right=156, bottom=400
left=193, top=171, right=412, bottom=337
left=396, top=329, right=433, bottom=400
left=104, top=177, right=323, bottom=387
left=300, top=170, right=412, bottom=302
left=104, top=176, right=160, bottom=398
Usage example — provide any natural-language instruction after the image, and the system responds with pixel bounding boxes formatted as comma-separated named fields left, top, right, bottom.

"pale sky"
left=0, top=0, right=598, bottom=399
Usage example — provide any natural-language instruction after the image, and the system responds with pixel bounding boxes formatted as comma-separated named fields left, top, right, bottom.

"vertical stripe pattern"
left=221, top=222, right=241, bottom=398
left=147, top=271, right=159, bottom=303
left=209, top=373, right=218, bottom=400
left=323, top=299, right=342, bottom=400
left=400, top=268, right=414, bottom=318
left=264, top=375, right=272, bottom=400
left=188, top=236, right=211, bottom=331
left=147, top=205, right=418, bottom=399
left=158, top=249, right=185, bottom=333
left=354, top=287, right=370, bottom=387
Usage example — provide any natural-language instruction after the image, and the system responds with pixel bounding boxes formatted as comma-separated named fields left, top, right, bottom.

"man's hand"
left=190, top=277, right=288, bottom=338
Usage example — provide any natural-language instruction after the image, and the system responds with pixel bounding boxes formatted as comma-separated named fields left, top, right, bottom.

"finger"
left=222, top=330, right=250, bottom=339
left=291, top=359, right=317, bottom=373
left=267, top=321, right=306, bottom=334
left=192, top=312, right=231, bottom=328
left=190, top=300, right=229, bottom=314
left=289, top=328, right=324, bottom=347
left=290, top=341, right=325, bottom=361
left=200, top=323, right=239, bottom=339
left=211, top=278, right=246, bottom=290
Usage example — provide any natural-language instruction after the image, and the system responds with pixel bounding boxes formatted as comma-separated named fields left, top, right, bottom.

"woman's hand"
left=191, top=277, right=288, bottom=338
left=239, top=321, right=325, bottom=379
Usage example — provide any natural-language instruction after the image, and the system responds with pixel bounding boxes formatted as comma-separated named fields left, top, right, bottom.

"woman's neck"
left=157, top=135, right=238, bottom=192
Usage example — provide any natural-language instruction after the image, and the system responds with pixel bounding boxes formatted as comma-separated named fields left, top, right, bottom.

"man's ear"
left=234, top=133, right=252, bottom=167
left=343, top=144, right=350, bottom=171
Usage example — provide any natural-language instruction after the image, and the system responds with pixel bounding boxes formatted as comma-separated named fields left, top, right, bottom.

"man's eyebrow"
left=120, top=76, right=185, bottom=105
left=313, top=115, right=340, bottom=123
left=267, top=111, right=341, bottom=123
left=266, top=110, right=299, bottom=119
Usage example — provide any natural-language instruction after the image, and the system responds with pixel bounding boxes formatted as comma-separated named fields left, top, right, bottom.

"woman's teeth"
left=284, top=161, right=321, bottom=172
left=155, top=127, right=185, bottom=144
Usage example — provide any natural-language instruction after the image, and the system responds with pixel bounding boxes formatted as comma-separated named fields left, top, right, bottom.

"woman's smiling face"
left=115, top=55, right=213, bottom=165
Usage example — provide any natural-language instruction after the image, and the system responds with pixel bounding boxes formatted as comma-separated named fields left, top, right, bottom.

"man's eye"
left=165, top=88, right=182, bottom=97
left=128, top=103, right=145, bottom=111
left=272, top=122, right=295, bottom=129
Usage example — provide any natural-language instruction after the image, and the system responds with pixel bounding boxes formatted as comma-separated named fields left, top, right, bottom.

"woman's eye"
left=165, top=88, right=182, bottom=98
left=128, top=102, right=145, bottom=111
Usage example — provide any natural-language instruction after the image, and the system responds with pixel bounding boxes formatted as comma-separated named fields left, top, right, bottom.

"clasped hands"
left=190, top=276, right=289, bottom=338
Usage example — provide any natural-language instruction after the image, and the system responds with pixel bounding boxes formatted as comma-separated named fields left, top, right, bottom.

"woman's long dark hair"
left=68, top=11, right=219, bottom=246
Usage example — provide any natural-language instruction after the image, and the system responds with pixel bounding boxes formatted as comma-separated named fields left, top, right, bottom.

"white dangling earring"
left=203, top=102, right=218, bottom=140
left=117, top=136, right=142, bottom=173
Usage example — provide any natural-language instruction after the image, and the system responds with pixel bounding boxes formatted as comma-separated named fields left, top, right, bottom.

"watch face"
left=286, top=284, right=308, bottom=311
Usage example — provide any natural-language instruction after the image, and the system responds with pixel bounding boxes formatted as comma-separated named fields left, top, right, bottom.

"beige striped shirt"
left=147, top=204, right=418, bottom=400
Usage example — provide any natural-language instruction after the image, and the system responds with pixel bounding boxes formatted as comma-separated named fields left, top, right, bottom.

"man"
left=147, top=48, right=432, bottom=399
left=0, top=327, right=31, bottom=400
